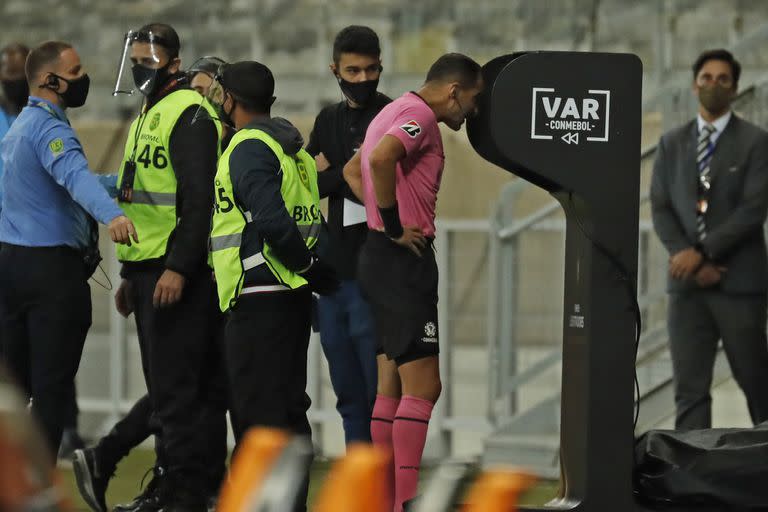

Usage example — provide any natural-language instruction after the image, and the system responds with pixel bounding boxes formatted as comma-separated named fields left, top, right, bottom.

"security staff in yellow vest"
left=73, top=52, right=236, bottom=512
left=208, top=61, right=338, bottom=512
left=94, top=24, right=227, bottom=512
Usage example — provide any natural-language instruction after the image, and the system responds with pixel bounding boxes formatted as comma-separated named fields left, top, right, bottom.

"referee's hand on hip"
left=393, top=226, right=427, bottom=257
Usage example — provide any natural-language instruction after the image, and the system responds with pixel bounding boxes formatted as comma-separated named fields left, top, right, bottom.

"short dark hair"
left=332, top=25, right=381, bottom=64
left=1, top=43, right=30, bottom=59
left=137, top=22, right=181, bottom=59
left=25, top=41, right=72, bottom=83
left=692, top=49, right=741, bottom=85
left=425, top=52, right=481, bottom=88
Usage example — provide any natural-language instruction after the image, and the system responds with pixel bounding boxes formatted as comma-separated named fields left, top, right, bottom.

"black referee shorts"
left=357, top=231, right=439, bottom=366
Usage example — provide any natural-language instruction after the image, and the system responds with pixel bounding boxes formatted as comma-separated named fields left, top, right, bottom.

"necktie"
left=696, top=124, right=716, bottom=241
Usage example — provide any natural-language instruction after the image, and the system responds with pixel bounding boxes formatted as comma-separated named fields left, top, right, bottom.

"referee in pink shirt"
left=344, top=53, right=483, bottom=511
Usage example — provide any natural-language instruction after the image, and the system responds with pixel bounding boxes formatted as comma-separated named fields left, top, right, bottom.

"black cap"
left=221, top=61, right=276, bottom=111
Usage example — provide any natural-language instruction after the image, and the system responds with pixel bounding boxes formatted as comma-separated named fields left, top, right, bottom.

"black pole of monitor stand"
left=467, top=51, right=651, bottom=511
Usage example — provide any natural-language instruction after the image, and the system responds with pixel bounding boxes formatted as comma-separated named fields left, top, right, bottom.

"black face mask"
left=337, top=77, right=379, bottom=106
left=132, top=63, right=169, bottom=97
left=1, top=78, right=29, bottom=110
left=220, top=96, right=236, bottom=128
left=49, top=73, right=90, bottom=108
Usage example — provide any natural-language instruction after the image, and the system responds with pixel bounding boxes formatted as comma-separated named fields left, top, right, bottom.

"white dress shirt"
left=697, top=110, right=732, bottom=146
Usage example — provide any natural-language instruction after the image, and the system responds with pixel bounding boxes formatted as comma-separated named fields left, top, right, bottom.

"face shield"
left=112, top=30, right=173, bottom=97
left=187, top=56, right=227, bottom=97
left=191, top=63, right=228, bottom=125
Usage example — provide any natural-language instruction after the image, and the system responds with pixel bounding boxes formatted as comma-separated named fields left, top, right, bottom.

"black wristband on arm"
left=378, top=203, right=404, bottom=239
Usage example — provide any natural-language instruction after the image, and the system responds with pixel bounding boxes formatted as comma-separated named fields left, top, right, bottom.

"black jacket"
left=121, top=75, right=219, bottom=278
left=651, top=114, right=768, bottom=293
left=306, top=93, right=391, bottom=279
left=229, top=117, right=313, bottom=288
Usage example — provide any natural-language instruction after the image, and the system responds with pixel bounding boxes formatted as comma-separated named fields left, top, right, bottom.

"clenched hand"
left=669, top=247, right=703, bottom=280
left=315, top=152, right=331, bottom=172
left=114, top=279, right=134, bottom=317
left=153, top=269, right=186, bottom=308
left=695, top=263, right=727, bottom=288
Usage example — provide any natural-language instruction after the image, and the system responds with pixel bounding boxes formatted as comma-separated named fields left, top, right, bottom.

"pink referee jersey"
left=360, top=91, right=445, bottom=238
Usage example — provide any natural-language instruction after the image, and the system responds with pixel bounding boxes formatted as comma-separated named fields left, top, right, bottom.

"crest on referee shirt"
left=400, top=120, right=421, bottom=138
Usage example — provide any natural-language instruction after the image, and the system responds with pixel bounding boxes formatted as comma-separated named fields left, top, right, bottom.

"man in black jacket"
left=651, top=48, right=768, bottom=431
left=306, top=25, right=390, bottom=445
left=73, top=25, right=227, bottom=512
left=209, top=61, right=338, bottom=512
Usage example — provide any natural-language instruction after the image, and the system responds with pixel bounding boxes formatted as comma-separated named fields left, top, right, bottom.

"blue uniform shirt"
left=0, top=96, right=124, bottom=249
left=0, top=105, right=16, bottom=217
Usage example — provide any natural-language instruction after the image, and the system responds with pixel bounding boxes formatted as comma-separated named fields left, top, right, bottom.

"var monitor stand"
left=467, top=51, right=665, bottom=512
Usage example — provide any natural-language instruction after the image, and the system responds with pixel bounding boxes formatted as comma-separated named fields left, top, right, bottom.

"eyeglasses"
left=696, top=74, right=734, bottom=87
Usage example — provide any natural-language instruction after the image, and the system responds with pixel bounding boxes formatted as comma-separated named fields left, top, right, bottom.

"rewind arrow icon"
left=561, top=132, right=579, bottom=145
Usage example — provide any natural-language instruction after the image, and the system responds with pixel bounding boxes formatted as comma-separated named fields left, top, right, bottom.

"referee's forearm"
left=369, top=157, right=397, bottom=208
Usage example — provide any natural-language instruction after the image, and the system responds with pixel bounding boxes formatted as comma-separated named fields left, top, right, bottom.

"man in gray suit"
left=651, top=48, right=768, bottom=430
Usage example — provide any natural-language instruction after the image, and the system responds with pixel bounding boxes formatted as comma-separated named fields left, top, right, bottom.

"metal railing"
left=75, top=219, right=499, bottom=457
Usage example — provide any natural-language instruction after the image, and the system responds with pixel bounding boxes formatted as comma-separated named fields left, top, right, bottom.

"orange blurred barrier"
left=462, top=469, right=537, bottom=512
left=0, top=368, right=71, bottom=511
left=216, top=427, right=291, bottom=512
left=313, top=443, right=390, bottom=512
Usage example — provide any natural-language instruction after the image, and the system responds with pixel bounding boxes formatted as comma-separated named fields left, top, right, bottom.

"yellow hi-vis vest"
left=117, top=89, right=221, bottom=262
left=210, top=128, right=320, bottom=312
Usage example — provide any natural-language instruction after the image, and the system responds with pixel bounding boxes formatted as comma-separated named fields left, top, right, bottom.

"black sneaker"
left=59, top=428, right=85, bottom=460
left=73, top=447, right=114, bottom=512
left=113, top=466, right=165, bottom=512
left=156, top=474, right=208, bottom=512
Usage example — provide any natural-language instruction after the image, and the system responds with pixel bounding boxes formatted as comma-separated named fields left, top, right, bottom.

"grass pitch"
left=59, top=448, right=558, bottom=510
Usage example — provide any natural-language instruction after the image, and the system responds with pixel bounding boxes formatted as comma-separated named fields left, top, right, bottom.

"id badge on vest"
left=119, top=160, right=137, bottom=202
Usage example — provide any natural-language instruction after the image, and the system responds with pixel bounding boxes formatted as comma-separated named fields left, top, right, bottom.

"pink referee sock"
left=371, top=394, right=400, bottom=510
left=393, top=395, right=434, bottom=512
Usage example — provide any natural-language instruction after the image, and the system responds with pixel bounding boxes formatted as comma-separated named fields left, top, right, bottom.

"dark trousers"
left=225, top=289, right=313, bottom=511
left=97, top=389, right=230, bottom=494
left=668, top=290, right=768, bottom=430
left=63, top=381, right=80, bottom=430
left=317, top=280, right=377, bottom=444
left=96, top=393, right=156, bottom=467
left=0, top=244, right=91, bottom=460
left=127, top=268, right=227, bottom=492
